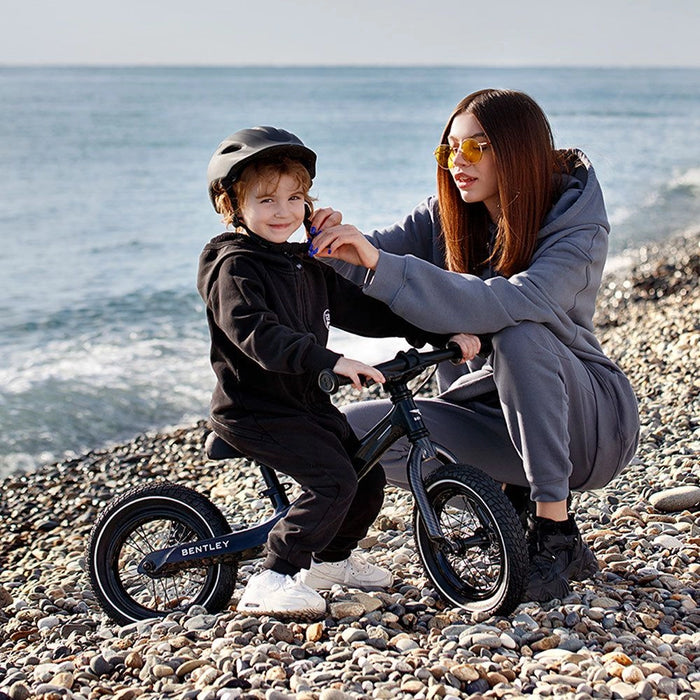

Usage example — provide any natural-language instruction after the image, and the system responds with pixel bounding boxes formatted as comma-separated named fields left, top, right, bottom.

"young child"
left=198, top=126, right=446, bottom=618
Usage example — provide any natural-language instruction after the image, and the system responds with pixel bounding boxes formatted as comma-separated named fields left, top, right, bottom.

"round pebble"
left=649, top=485, right=700, bottom=512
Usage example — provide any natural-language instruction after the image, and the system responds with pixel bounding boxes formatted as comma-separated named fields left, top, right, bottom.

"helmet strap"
left=233, top=218, right=260, bottom=241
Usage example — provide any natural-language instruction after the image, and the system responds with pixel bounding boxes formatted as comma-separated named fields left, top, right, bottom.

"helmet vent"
left=221, top=143, right=243, bottom=154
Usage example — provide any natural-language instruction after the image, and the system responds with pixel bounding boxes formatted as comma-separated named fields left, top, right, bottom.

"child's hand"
left=309, top=225, right=380, bottom=270
left=333, top=357, right=385, bottom=391
left=448, top=333, right=482, bottom=363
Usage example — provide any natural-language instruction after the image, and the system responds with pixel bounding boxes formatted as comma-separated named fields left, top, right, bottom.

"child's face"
left=238, top=173, right=306, bottom=244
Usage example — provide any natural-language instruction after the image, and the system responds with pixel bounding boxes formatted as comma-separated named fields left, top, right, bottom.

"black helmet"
left=207, top=126, right=317, bottom=208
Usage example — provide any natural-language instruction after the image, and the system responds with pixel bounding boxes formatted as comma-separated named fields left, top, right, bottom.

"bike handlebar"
left=318, top=343, right=464, bottom=395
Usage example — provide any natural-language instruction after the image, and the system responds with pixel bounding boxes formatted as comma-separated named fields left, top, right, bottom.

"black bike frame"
left=138, top=463, right=292, bottom=576
left=139, top=349, right=460, bottom=576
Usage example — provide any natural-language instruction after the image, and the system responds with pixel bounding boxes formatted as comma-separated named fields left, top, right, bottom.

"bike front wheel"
left=87, top=482, right=237, bottom=625
left=413, top=464, right=528, bottom=617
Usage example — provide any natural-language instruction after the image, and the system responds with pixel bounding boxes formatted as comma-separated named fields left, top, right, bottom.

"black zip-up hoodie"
left=197, top=232, right=441, bottom=437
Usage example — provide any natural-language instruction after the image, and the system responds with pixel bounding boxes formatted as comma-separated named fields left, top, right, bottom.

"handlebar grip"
left=446, top=335, right=493, bottom=365
left=447, top=341, right=463, bottom=365
left=318, top=368, right=341, bottom=394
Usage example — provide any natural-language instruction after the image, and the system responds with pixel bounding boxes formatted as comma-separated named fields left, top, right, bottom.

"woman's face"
left=447, top=111, right=500, bottom=220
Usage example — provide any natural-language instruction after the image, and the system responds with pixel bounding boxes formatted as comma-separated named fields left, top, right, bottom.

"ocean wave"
left=0, top=292, right=407, bottom=476
left=0, top=333, right=210, bottom=395
left=608, top=165, right=700, bottom=250
left=0, top=341, right=212, bottom=474
left=669, top=166, right=700, bottom=191
left=1, top=286, right=204, bottom=339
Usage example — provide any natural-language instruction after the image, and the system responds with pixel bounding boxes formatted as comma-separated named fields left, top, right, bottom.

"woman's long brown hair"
left=437, top=89, right=563, bottom=277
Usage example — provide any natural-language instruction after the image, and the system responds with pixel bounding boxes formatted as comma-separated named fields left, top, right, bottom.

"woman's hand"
left=310, top=224, right=380, bottom=270
left=308, top=207, right=343, bottom=236
left=333, top=357, right=385, bottom=391
left=448, top=333, right=482, bottom=363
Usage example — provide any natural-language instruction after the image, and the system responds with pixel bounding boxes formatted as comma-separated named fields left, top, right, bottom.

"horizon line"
left=1, top=62, right=699, bottom=70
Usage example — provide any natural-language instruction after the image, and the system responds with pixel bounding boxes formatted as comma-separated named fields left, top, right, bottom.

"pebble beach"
left=0, top=231, right=698, bottom=700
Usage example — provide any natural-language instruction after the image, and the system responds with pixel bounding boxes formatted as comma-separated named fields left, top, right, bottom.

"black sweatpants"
left=215, top=408, right=386, bottom=576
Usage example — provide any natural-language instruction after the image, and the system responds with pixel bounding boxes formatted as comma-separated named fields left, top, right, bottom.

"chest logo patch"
left=323, top=309, right=331, bottom=329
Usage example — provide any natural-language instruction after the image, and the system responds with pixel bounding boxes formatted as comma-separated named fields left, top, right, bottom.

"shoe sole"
left=236, top=605, right=326, bottom=621
left=300, top=571, right=392, bottom=591
left=302, top=579, right=390, bottom=591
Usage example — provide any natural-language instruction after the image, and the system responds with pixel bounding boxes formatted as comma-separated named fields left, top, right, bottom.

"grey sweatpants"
left=343, top=322, right=639, bottom=502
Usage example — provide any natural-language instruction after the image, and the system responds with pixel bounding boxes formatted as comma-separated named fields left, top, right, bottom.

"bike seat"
left=205, top=432, right=245, bottom=461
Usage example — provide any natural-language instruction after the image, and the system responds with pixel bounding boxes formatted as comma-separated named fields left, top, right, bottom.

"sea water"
left=1, top=66, right=699, bottom=475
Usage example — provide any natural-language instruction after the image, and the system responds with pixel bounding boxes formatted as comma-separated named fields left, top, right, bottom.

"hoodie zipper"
left=289, top=254, right=313, bottom=333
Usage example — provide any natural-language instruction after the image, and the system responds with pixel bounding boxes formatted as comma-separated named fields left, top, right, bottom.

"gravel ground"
left=0, top=231, right=698, bottom=700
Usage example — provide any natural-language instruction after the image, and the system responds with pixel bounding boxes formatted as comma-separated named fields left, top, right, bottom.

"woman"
left=309, top=89, right=640, bottom=603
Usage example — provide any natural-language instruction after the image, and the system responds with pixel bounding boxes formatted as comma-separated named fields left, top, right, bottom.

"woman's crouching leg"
left=491, top=322, right=598, bottom=503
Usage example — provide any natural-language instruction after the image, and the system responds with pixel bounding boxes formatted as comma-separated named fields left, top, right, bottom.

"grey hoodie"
left=365, top=151, right=609, bottom=360
left=337, top=150, right=639, bottom=470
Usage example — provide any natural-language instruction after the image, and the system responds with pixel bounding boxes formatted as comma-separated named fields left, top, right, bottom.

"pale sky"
left=2, top=0, right=699, bottom=67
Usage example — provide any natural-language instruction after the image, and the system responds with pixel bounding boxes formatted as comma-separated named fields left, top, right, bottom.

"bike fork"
left=407, top=437, right=458, bottom=555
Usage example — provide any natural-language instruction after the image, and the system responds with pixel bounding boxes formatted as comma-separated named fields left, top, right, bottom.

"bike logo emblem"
left=180, top=539, right=230, bottom=557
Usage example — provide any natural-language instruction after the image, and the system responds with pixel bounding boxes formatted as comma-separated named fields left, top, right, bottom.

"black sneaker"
left=525, top=516, right=599, bottom=602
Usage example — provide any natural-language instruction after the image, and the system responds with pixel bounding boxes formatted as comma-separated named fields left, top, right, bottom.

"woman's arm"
left=320, top=263, right=448, bottom=347
left=316, top=220, right=608, bottom=338
left=311, top=198, right=442, bottom=285
left=362, top=224, right=608, bottom=337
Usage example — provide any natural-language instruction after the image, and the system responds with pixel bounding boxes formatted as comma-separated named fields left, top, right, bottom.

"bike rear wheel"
left=414, top=464, right=528, bottom=617
left=87, top=482, right=237, bottom=625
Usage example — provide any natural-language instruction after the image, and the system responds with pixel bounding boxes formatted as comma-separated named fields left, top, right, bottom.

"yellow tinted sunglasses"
left=434, top=138, right=490, bottom=169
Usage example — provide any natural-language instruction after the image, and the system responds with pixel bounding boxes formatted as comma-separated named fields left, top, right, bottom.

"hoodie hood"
left=540, top=149, right=609, bottom=240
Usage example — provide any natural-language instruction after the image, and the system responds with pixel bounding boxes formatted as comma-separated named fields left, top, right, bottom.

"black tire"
left=87, top=482, right=237, bottom=625
left=413, top=464, right=528, bottom=617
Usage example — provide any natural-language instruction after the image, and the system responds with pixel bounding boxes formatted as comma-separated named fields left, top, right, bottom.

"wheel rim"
left=96, top=498, right=225, bottom=621
left=418, top=479, right=509, bottom=609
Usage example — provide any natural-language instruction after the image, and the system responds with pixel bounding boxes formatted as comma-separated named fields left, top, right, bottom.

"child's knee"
left=323, top=466, right=359, bottom=507
left=360, top=463, right=386, bottom=494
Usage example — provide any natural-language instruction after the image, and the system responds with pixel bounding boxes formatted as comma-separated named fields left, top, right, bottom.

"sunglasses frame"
left=434, top=138, right=490, bottom=169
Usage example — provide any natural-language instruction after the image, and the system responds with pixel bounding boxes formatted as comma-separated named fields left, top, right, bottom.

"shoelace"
left=347, top=554, right=370, bottom=574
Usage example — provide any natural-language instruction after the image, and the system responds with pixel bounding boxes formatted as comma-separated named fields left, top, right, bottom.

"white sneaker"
left=237, top=569, right=326, bottom=619
left=299, top=552, right=392, bottom=590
